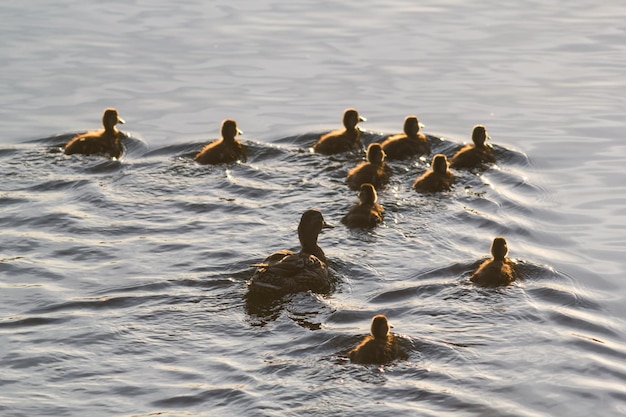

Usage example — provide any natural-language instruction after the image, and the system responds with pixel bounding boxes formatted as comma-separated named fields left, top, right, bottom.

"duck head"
left=358, top=183, right=377, bottom=206
left=366, top=143, right=385, bottom=164
left=370, top=314, right=391, bottom=339
left=490, top=237, right=509, bottom=261
left=102, top=108, right=124, bottom=131
left=343, top=108, right=366, bottom=130
left=472, top=125, right=489, bottom=147
left=403, top=115, right=424, bottom=136
left=297, top=209, right=333, bottom=260
left=221, top=119, right=242, bottom=142
left=432, top=154, right=449, bottom=174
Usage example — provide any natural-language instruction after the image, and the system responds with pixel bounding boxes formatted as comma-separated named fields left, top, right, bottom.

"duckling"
left=380, top=115, right=431, bottom=159
left=470, top=237, right=516, bottom=287
left=346, top=143, right=391, bottom=191
left=341, top=183, right=384, bottom=228
left=313, top=108, right=366, bottom=155
left=450, top=125, right=495, bottom=169
left=413, top=154, right=454, bottom=193
left=349, top=314, right=408, bottom=365
left=64, top=108, right=126, bottom=158
left=195, top=119, right=246, bottom=165
left=248, top=209, right=334, bottom=297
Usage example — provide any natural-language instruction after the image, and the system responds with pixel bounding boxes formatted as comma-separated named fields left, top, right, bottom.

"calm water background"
left=1, top=1, right=625, bottom=416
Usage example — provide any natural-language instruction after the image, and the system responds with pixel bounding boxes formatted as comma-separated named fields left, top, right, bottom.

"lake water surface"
left=1, top=1, right=625, bottom=416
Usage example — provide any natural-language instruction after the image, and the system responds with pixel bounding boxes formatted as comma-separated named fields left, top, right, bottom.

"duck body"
left=470, top=237, right=515, bottom=287
left=64, top=108, right=126, bottom=158
left=450, top=124, right=495, bottom=169
left=349, top=315, right=407, bottom=365
left=413, top=154, right=454, bottom=193
left=313, top=108, right=365, bottom=155
left=380, top=115, right=430, bottom=159
left=247, top=210, right=333, bottom=298
left=195, top=119, right=246, bottom=165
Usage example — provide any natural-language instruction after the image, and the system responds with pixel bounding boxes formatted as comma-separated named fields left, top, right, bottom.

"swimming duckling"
left=380, top=115, right=431, bottom=159
left=349, top=314, right=408, bottom=365
left=195, top=119, right=246, bottom=165
left=64, top=108, right=126, bottom=158
left=313, top=108, right=366, bottom=155
left=413, top=154, right=454, bottom=193
left=450, top=125, right=495, bottom=169
left=248, top=209, right=334, bottom=297
left=346, top=143, right=391, bottom=191
left=341, top=183, right=384, bottom=229
left=470, top=237, right=516, bottom=287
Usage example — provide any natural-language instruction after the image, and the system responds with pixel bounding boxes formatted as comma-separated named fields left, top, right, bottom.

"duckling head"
left=491, top=237, right=509, bottom=261
left=471, top=125, right=489, bottom=147
left=370, top=314, right=391, bottom=339
left=366, top=143, right=385, bottom=164
left=358, top=183, right=377, bottom=205
left=221, top=119, right=242, bottom=142
left=432, top=154, right=449, bottom=174
left=343, top=108, right=366, bottom=130
left=102, top=108, right=125, bottom=131
left=403, top=115, right=423, bottom=136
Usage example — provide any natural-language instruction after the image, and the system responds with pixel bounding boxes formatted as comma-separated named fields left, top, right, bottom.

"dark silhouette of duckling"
left=64, top=108, right=126, bottom=158
left=346, top=143, right=391, bottom=191
left=470, top=237, right=516, bottom=287
left=380, top=115, right=431, bottom=159
left=313, top=108, right=366, bottom=155
left=349, top=314, right=408, bottom=365
left=195, top=119, right=246, bottom=165
left=413, top=154, right=454, bottom=193
left=248, top=209, right=334, bottom=297
left=341, top=183, right=384, bottom=228
left=450, top=124, right=495, bottom=169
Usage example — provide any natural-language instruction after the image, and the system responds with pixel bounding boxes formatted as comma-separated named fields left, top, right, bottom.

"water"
left=1, top=1, right=625, bottom=416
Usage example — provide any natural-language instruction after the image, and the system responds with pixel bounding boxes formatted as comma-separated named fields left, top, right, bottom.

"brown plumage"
left=380, top=115, right=431, bottom=159
left=64, top=108, right=126, bottom=159
left=195, top=119, right=246, bottom=165
left=247, top=209, right=334, bottom=297
left=313, top=108, right=365, bottom=155
left=450, top=124, right=495, bottom=169
left=470, top=237, right=516, bottom=287
left=341, top=183, right=384, bottom=228
left=413, top=154, right=454, bottom=193
left=349, top=315, right=408, bottom=365
left=346, top=143, right=391, bottom=191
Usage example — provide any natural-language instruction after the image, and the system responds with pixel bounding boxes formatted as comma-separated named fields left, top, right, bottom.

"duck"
left=450, top=124, right=495, bottom=169
left=247, top=209, right=334, bottom=297
left=349, top=314, right=408, bottom=365
left=413, top=154, right=454, bottom=193
left=195, top=119, right=246, bottom=165
left=313, top=108, right=366, bottom=155
left=346, top=143, right=391, bottom=191
left=64, top=108, right=126, bottom=158
left=470, top=237, right=516, bottom=287
left=380, top=115, right=431, bottom=159
left=341, top=183, right=384, bottom=229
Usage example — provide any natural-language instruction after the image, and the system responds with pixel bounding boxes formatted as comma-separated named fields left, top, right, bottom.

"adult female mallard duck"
left=380, top=115, right=431, bottom=159
left=346, top=143, right=391, bottom=191
left=247, top=209, right=334, bottom=297
left=349, top=314, right=408, bottom=365
left=470, top=237, right=516, bottom=287
left=64, top=108, right=126, bottom=158
left=413, top=154, right=454, bottom=193
left=341, top=183, right=384, bottom=229
left=195, top=119, right=246, bottom=164
left=313, top=108, right=366, bottom=155
left=450, top=124, right=495, bottom=169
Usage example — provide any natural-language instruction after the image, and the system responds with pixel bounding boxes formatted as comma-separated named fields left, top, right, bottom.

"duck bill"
left=117, top=117, right=126, bottom=124
left=359, top=115, right=367, bottom=122
left=237, top=128, right=243, bottom=135
left=322, top=221, right=334, bottom=229
left=418, top=122, right=425, bottom=129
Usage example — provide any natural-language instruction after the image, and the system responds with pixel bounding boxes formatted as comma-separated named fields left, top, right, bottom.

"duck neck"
left=299, top=233, right=326, bottom=263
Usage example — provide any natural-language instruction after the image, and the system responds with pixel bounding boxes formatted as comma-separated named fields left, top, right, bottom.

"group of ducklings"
left=62, top=107, right=516, bottom=365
